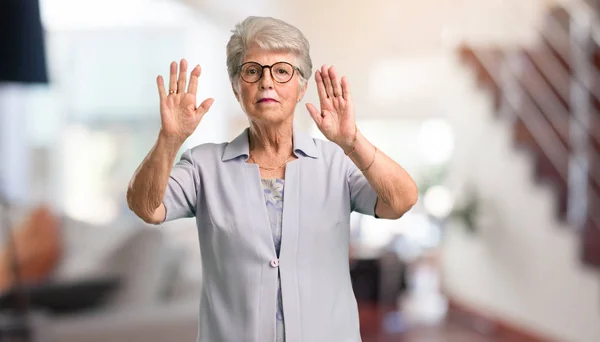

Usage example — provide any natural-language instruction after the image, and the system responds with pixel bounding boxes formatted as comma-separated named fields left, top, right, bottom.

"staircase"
left=457, top=2, right=600, bottom=269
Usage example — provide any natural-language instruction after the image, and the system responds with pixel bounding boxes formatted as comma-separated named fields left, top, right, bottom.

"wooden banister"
left=457, top=2, right=600, bottom=268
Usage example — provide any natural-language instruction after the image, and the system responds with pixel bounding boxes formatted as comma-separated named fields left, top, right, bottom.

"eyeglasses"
left=239, top=61, right=301, bottom=84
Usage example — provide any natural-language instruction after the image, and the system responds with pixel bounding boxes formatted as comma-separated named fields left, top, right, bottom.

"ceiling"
left=181, top=0, right=567, bottom=51
left=176, top=0, right=568, bottom=119
left=39, top=0, right=574, bottom=120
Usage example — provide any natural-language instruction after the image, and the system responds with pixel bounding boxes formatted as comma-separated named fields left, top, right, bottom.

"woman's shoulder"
left=187, top=141, right=228, bottom=153
left=312, top=137, right=345, bottom=158
left=310, top=137, right=350, bottom=169
left=183, top=142, right=229, bottom=164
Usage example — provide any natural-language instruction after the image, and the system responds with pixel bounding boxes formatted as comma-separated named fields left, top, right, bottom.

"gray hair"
left=226, top=16, right=312, bottom=90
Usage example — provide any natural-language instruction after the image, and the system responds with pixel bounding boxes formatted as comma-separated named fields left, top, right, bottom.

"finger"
left=329, top=66, right=342, bottom=98
left=341, top=76, right=352, bottom=101
left=195, top=98, right=215, bottom=116
left=177, top=59, right=188, bottom=94
left=314, top=71, right=328, bottom=103
left=306, top=103, right=322, bottom=125
left=187, top=64, right=201, bottom=94
left=168, top=61, right=177, bottom=94
left=321, top=65, right=334, bottom=98
left=157, top=75, right=166, bottom=101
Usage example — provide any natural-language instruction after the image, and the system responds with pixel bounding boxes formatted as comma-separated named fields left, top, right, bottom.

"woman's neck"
left=248, top=122, right=294, bottom=157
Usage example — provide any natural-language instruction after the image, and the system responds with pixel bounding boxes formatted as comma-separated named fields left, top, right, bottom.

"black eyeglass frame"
left=238, top=61, right=303, bottom=84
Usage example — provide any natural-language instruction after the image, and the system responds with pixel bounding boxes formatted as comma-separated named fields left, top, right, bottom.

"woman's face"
left=233, top=44, right=307, bottom=125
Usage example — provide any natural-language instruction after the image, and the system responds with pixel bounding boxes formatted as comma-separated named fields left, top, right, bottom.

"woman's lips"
left=257, top=98, right=278, bottom=103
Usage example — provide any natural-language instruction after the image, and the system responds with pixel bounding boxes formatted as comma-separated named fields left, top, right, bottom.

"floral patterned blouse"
left=261, top=178, right=285, bottom=342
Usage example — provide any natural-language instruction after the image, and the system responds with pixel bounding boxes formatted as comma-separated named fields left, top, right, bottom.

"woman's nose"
left=259, top=68, right=274, bottom=89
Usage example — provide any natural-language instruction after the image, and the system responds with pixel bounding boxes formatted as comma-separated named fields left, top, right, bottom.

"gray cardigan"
left=162, top=127, right=378, bottom=342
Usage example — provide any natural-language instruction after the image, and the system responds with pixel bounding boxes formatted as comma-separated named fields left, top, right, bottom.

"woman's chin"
left=247, top=109, right=291, bottom=124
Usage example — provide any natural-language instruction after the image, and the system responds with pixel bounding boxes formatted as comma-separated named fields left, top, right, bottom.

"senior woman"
left=127, top=16, right=417, bottom=342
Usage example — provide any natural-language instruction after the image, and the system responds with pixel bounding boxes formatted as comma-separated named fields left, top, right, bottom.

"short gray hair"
left=226, top=16, right=312, bottom=89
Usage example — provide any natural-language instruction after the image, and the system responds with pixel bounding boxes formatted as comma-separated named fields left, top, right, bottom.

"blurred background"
left=1, top=0, right=599, bottom=341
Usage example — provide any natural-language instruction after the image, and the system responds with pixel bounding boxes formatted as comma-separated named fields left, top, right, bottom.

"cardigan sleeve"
left=162, top=149, right=200, bottom=222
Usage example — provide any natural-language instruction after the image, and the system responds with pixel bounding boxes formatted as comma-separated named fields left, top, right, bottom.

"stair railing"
left=463, top=1, right=600, bottom=231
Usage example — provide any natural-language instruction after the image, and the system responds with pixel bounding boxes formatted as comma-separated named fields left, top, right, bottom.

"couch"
left=1, top=206, right=203, bottom=342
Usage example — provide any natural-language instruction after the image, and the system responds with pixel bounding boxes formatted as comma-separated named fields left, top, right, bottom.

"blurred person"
left=126, top=16, right=417, bottom=342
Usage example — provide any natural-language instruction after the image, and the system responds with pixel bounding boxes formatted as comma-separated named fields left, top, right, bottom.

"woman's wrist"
left=339, top=125, right=358, bottom=155
left=158, top=130, right=186, bottom=151
left=342, top=130, right=378, bottom=172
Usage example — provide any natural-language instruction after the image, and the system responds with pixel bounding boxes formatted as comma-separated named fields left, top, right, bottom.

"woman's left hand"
left=306, top=65, right=357, bottom=151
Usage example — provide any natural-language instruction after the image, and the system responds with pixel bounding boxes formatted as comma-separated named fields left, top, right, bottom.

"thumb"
left=306, top=103, right=321, bottom=125
left=196, top=98, right=215, bottom=116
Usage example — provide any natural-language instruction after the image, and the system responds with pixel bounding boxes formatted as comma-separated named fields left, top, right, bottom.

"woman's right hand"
left=157, top=59, right=214, bottom=143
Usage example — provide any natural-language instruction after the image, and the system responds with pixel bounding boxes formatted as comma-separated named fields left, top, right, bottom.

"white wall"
left=440, top=55, right=600, bottom=342
left=35, top=2, right=237, bottom=221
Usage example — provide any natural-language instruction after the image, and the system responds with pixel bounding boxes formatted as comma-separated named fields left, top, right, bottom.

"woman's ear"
left=231, top=82, right=240, bottom=101
left=297, top=82, right=308, bottom=102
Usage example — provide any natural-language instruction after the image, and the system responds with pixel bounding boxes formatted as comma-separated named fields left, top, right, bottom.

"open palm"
left=306, top=65, right=356, bottom=149
left=157, top=59, right=214, bottom=142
